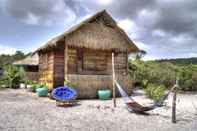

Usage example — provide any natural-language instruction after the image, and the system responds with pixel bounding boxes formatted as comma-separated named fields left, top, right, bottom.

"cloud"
left=98, top=0, right=113, bottom=5
left=188, top=53, right=197, bottom=58
left=134, top=41, right=150, bottom=51
left=2, top=0, right=77, bottom=26
left=23, top=12, right=39, bottom=25
left=80, top=0, right=156, bottom=19
left=118, top=19, right=139, bottom=39
left=79, top=0, right=197, bottom=59
left=152, top=29, right=166, bottom=37
left=0, top=44, right=17, bottom=55
left=0, top=0, right=197, bottom=59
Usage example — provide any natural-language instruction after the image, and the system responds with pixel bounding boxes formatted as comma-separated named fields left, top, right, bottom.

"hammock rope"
left=114, top=79, right=176, bottom=113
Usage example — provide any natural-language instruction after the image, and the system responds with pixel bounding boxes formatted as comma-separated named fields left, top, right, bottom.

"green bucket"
left=98, top=90, right=111, bottom=100
left=36, top=87, right=48, bottom=97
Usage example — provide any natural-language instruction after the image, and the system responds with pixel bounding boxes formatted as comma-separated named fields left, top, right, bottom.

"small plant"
left=145, top=84, right=166, bottom=102
left=39, top=83, right=48, bottom=90
left=64, top=80, right=76, bottom=88
left=25, top=80, right=39, bottom=92
left=142, top=79, right=149, bottom=88
left=35, top=83, right=48, bottom=97
left=2, top=65, right=25, bottom=89
left=0, top=77, right=9, bottom=89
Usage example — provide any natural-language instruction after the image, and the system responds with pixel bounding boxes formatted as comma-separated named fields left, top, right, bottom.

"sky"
left=0, top=0, right=197, bottom=60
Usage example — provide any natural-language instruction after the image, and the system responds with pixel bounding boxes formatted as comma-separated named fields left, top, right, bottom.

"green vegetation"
left=0, top=51, right=30, bottom=68
left=0, top=51, right=30, bottom=89
left=25, top=80, right=48, bottom=92
left=129, top=60, right=197, bottom=91
left=0, top=65, right=25, bottom=89
left=178, top=65, right=197, bottom=91
left=64, top=80, right=77, bottom=88
left=145, top=84, right=166, bottom=102
left=158, top=57, right=197, bottom=66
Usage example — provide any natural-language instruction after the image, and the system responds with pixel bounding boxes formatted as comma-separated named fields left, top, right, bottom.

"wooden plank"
left=112, top=52, right=116, bottom=107
left=68, top=48, right=77, bottom=74
left=172, top=79, right=178, bottom=123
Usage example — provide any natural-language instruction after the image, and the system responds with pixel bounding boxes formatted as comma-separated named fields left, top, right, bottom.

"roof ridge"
left=35, top=10, right=139, bottom=53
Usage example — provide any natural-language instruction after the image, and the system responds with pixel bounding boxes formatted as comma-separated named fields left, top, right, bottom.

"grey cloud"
left=3, top=0, right=77, bottom=26
left=1, top=0, right=197, bottom=59
left=153, top=0, right=197, bottom=36
left=80, top=0, right=156, bottom=19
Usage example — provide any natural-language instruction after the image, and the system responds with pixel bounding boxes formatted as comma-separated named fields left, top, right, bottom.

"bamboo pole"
left=172, top=79, right=178, bottom=123
left=172, top=88, right=177, bottom=123
left=112, top=52, right=116, bottom=107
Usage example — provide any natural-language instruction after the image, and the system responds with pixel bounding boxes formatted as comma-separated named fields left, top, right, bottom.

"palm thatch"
left=35, top=10, right=139, bottom=53
left=13, top=54, right=39, bottom=66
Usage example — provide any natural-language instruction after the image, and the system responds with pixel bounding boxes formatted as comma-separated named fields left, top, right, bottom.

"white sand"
left=0, top=89, right=197, bottom=131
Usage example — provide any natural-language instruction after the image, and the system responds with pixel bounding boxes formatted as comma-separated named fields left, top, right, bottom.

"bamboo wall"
left=23, top=65, right=38, bottom=82
left=67, top=48, right=127, bottom=75
left=38, top=15, right=133, bottom=96
left=23, top=72, right=38, bottom=82
left=66, top=48, right=130, bottom=98
left=39, top=47, right=129, bottom=95
left=67, top=74, right=132, bottom=98
left=39, top=51, right=54, bottom=90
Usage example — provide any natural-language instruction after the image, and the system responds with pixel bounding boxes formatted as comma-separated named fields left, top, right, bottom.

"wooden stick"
left=172, top=88, right=177, bottom=123
left=112, top=52, right=116, bottom=107
left=172, top=79, right=178, bottom=123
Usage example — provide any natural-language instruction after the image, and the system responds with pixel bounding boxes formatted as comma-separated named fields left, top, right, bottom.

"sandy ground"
left=0, top=89, right=197, bottom=131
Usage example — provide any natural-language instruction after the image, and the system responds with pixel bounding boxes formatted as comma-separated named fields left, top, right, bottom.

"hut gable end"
left=36, top=10, right=139, bottom=53
left=65, top=16, right=129, bottom=51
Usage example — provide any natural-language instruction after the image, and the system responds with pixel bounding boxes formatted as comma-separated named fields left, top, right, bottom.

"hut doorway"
left=54, top=49, right=65, bottom=88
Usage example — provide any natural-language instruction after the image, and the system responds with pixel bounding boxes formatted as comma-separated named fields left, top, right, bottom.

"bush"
left=145, top=84, right=166, bottom=102
left=129, top=60, right=177, bottom=89
left=2, top=65, right=25, bottom=89
left=26, top=80, right=48, bottom=92
left=129, top=60, right=197, bottom=91
left=178, top=65, right=197, bottom=91
left=64, top=80, right=76, bottom=88
left=0, top=77, right=9, bottom=88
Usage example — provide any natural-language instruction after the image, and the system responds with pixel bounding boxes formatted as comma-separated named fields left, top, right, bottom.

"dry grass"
left=35, top=10, right=139, bottom=53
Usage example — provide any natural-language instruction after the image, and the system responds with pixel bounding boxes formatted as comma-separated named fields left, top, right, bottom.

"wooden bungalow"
left=13, top=54, right=39, bottom=82
left=35, top=10, right=139, bottom=98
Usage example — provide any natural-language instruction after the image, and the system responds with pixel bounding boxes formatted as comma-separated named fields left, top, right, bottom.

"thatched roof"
left=13, top=54, right=39, bottom=66
left=35, top=10, right=139, bottom=53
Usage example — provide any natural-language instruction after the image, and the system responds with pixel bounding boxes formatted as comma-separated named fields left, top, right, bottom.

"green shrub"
left=145, top=84, right=166, bottom=102
left=25, top=80, right=40, bottom=92
left=25, top=80, right=48, bottom=92
left=2, top=65, right=25, bottom=89
left=0, top=77, right=9, bottom=88
left=178, top=65, right=197, bottom=91
left=64, top=80, right=76, bottom=88
left=129, top=60, right=177, bottom=89
left=129, top=60, right=197, bottom=91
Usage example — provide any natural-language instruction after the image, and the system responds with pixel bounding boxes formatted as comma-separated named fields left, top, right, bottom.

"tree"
left=13, top=51, right=26, bottom=61
left=0, top=51, right=27, bottom=68
left=136, top=50, right=147, bottom=60
left=2, top=65, right=25, bottom=88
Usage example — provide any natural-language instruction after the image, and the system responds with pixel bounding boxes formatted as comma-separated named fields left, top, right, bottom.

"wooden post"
left=172, top=79, right=178, bottom=123
left=126, top=50, right=128, bottom=75
left=172, top=88, right=177, bottom=123
left=64, top=43, right=68, bottom=81
left=112, top=52, right=116, bottom=107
